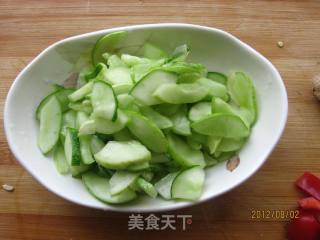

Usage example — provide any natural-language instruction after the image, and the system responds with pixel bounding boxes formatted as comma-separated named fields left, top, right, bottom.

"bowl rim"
left=4, top=23, right=288, bottom=212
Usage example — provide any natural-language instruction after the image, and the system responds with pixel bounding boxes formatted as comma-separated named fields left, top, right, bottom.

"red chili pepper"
left=288, top=209, right=320, bottom=240
left=296, top=172, right=320, bottom=200
left=299, top=197, right=320, bottom=211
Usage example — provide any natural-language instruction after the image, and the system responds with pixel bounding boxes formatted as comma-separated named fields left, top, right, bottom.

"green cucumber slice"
left=94, top=140, right=151, bottom=170
left=90, top=135, right=105, bottom=154
left=109, top=171, right=139, bottom=195
left=53, top=143, right=69, bottom=174
left=104, top=67, right=132, bottom=85
left=68, top=81, right=93, bottom=102
left=211, top=97, right=251, bottom=127
left=153, top=83, right=208, bottom=104
left=207, top=72, right=227, bottom=85
left=154, top=171, right=180, bottom=200
left=206, top=136, right=222, bottom=154
left=186, top=136, right=202, bottom=150
left=130, top=70, right=177, bottom=106
left=107, top=55, right=127, bottom=68
left=82, top=172, right=136, bottom=204
left=113, top=128, right=135, bottom=141
left=36, top=88, right=74, bottom=120
left=79, top=109, right=128, bottom=135
left=227, top=72, right=257, bottom=124
left=113, top=84, right=134, bottom=95
left=217, top=137, right=246, bottom=152
left=136, top=177, right=157, bottom=198
left=91, top=81, right=117, bottom=121
left=140, top=106, right=173, bottom=129
left=64, top=127, right=81, bottom=166
left=76, top=111, right=89, bottom=129
left=203, top=152, right=218, bottom=167
left=153, top=103, right=180, bottom=116
left=170, top=106, right=191, bottom=136
left=171, top=166, right=205, bottom=201
left=167, top=133, right=205, bottom=168
left=38, top=96, right=62, bottom=154
left=92, top=31, right=127, bottom=65
left=79, top=135, right=95, bottom=165
left=121, top=54, right=150, bottom=67
left=68, top=101, right=92, bottom=114
left=143, top=43, right=167, bottom=59
left=127, top=161, right=150, bottom=171
left=191, top=113, right=250, bottom=138
left=188, top=102, right=212, bottom=122
left=126, top=111, right=168, bottom=153
left=150, top=153, right=170, bottom=164
left=197, top=77, right=228, bottom=100
left=60, top=110, right=76, bottom=142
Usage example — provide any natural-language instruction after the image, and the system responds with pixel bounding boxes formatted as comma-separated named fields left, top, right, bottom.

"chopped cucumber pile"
left=36, top=31, right=258, bottom=205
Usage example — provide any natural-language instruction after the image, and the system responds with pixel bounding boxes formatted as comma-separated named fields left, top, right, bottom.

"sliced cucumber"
left=121, top=54, right=150, bottom=67
left=38, top=96, right=62, bottom=154
left=36, top=88, right=74, bottom=120
left=94, top=140, right=151, bottom=170
left=92, top=31, right=127, bottom=65
left=107, top=55, right=127, bottom=69
left=68, top=101, right=92, bottom=114
left=140, top=106, right=173, bottom=129
left=104, top=67, right=132, bottom=85
left=79, top=135, right=95, bottom=165
left=117, top=93, right=135, bottom=109
left=155, top=171, right=179, bottom=200
left=170, top=106, right=191, bottom=136
left=76, top=111, right=89, bottom=129
left=130, top=70, right=177, bottom=106
left=153, top=83, right=208, bottom=104
left=136, top=177, right=157, bottom=198
left=127, top=161, right=150, bottom=171
left=64, top=127, right=81, bottom=166
left=203, top=152, right=218, bottom=167
left=227, top=72, right=257, bottom=124
left=153, top=103, right=180, bottom=116
left=141, top=171, right=154, bottom=182
left=186, top=136, right=202, bottom=150
left=167, top=133, right=205, bottom=168
left=91, top=81, right=117, bottom=121
left=68, top=81, right=93, bottom=102
left=113, top=84, right=134, bottom=95
left=79, top=109, right=128, bottom=135
left=60, top=110, right=76, bottom=142
left=206, top=136, right=222, bottom=154
left=177, top=72, right=201, bottom=84
left=212, top=97, right=251, bottom=127
left=53, top=143, right=69, bottom=174
left=191, top=113, right=250, bottom=138
left=217, top=137, right=246, bottom=152
left=82, top=172, right=136, bottom=204
left=171, top=166, right=205, bottom=201
left=197, top=77, right=228, bottom=100
left=150, top=153, right=171, bottom=164
left=90, top=135, right=105, bottom=154
left=207, top=72, right=227, bottom=85
left=109, top=171, right=139, bottom=195
left=126, top=111, right=168, bottom=153
left=143, top=42, right=167, bottom=59
left=113, top=128, right=135, bottom=141
left=188, top=102, right=212, bottom=122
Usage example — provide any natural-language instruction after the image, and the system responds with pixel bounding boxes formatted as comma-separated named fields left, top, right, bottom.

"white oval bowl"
left=4, top=23, right=288, bottom=212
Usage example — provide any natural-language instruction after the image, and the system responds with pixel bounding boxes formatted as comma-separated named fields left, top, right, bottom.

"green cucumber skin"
left=38, top=96, right=62, bottom=154
left=66, top=128, right=81, bottom=166
left=126, top=111, right=168, bottom=153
